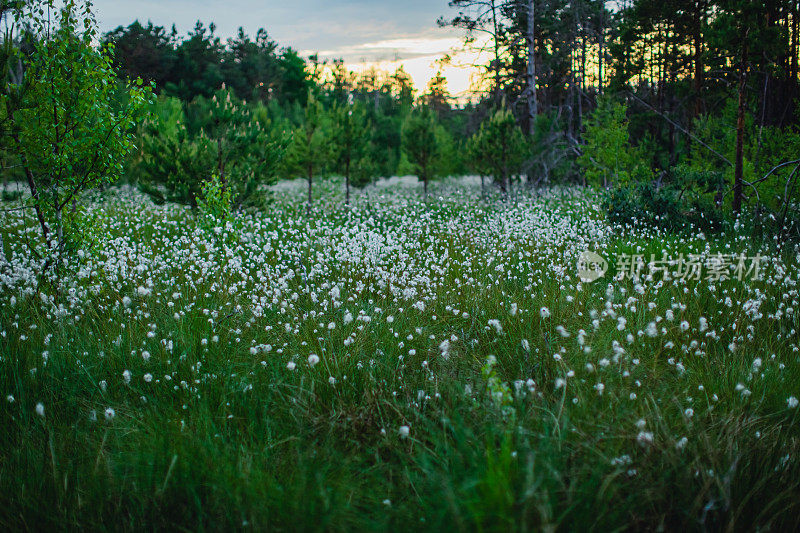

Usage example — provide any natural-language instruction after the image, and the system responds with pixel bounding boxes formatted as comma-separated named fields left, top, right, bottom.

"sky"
left=91, top=0, right=485, bottom=100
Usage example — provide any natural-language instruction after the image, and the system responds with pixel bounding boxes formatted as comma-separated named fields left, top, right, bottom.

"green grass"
left=1, top=179, right=799, bottom=530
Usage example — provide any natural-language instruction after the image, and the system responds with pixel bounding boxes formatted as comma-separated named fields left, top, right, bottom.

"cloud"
left=91, top=0, right=485, bottom=101
left=306, top=34, right=464, bottom=62
left=93, top=0, right=451, bottom=50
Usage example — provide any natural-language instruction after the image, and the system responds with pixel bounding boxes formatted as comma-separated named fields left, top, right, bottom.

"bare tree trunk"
left=491, top=0, right=502, bottom=104
left=794, top=2, right=798, bottom=81
left=578, top=4, right=585, bottom=136
left=526, top=0, right=537, bottom=136
left=598, top=1, right=605, bottom=94
left=14, top=138, right=52, bottom=248
left=693, top=1, right=705, bottom=119
left=792, top=1, right=799, bottom=108
left=733, top=37, right=748, bottom=214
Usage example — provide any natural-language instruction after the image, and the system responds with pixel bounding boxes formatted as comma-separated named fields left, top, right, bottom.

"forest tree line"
left=441, top=0, right=800, bottom=233
left=2, top=0, right=800, bottom=241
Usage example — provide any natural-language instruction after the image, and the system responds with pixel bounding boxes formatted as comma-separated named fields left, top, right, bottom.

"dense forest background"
left=3, top=0, right=800, bottom=236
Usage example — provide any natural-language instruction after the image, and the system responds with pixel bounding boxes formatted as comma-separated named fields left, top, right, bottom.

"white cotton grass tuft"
left=439, top=339, right=451, bottom=359
left=2, top=172, right=798, bottom=516
left=636, top=431, right=654, bottom=446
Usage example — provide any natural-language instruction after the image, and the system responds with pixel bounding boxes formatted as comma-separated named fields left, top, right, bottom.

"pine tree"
left=286, top=94, right=329, bottom=209
left=401, top=106, right=441, bottom=196
left=577, top=97, right=645, bottom=188
left=331, top=100, right=371, bottom=204
left=467, top=107, right=528, bottom=194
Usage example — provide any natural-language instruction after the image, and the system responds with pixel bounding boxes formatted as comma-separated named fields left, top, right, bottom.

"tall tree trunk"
left=792, top=2, right=799, bottom=111
left=733, top=37, right=749, bottom=214
left=598, top=1, right=605, bottom=94
left=794, top=2, right=798, bottom=80
left=491, top=0, right=502, bottom=104
left=568, top=47, right=575, bottom=144
left=25, top=167, right=51, bottom=248
left=693, top=1, right=705, bottom=119
left=667, top=31, right=677, bottom=166
left=526, top=0, right=537, bottom=136
left=13, top=134, right=52, bottom=249
left=578, top=5, right=586, bottom=136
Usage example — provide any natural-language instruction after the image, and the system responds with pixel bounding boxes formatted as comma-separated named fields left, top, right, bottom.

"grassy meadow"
left=1, top=178, right=799, bottom=530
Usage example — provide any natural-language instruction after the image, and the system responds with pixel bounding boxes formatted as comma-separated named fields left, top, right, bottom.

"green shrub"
left=196, top=173, right=233, bottom=228
left=137, top=89, right=285, bottom=208
left=467, top=107, right=528, bottom=194
left=578, top=97, right=648, bottom=188
left=603, top=166, right=725, bottom=231
left=1, top=189, right=22, bottom=202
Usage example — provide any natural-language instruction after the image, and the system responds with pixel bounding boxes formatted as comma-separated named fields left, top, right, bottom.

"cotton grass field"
left=1, top=178, right=799, bottom=530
